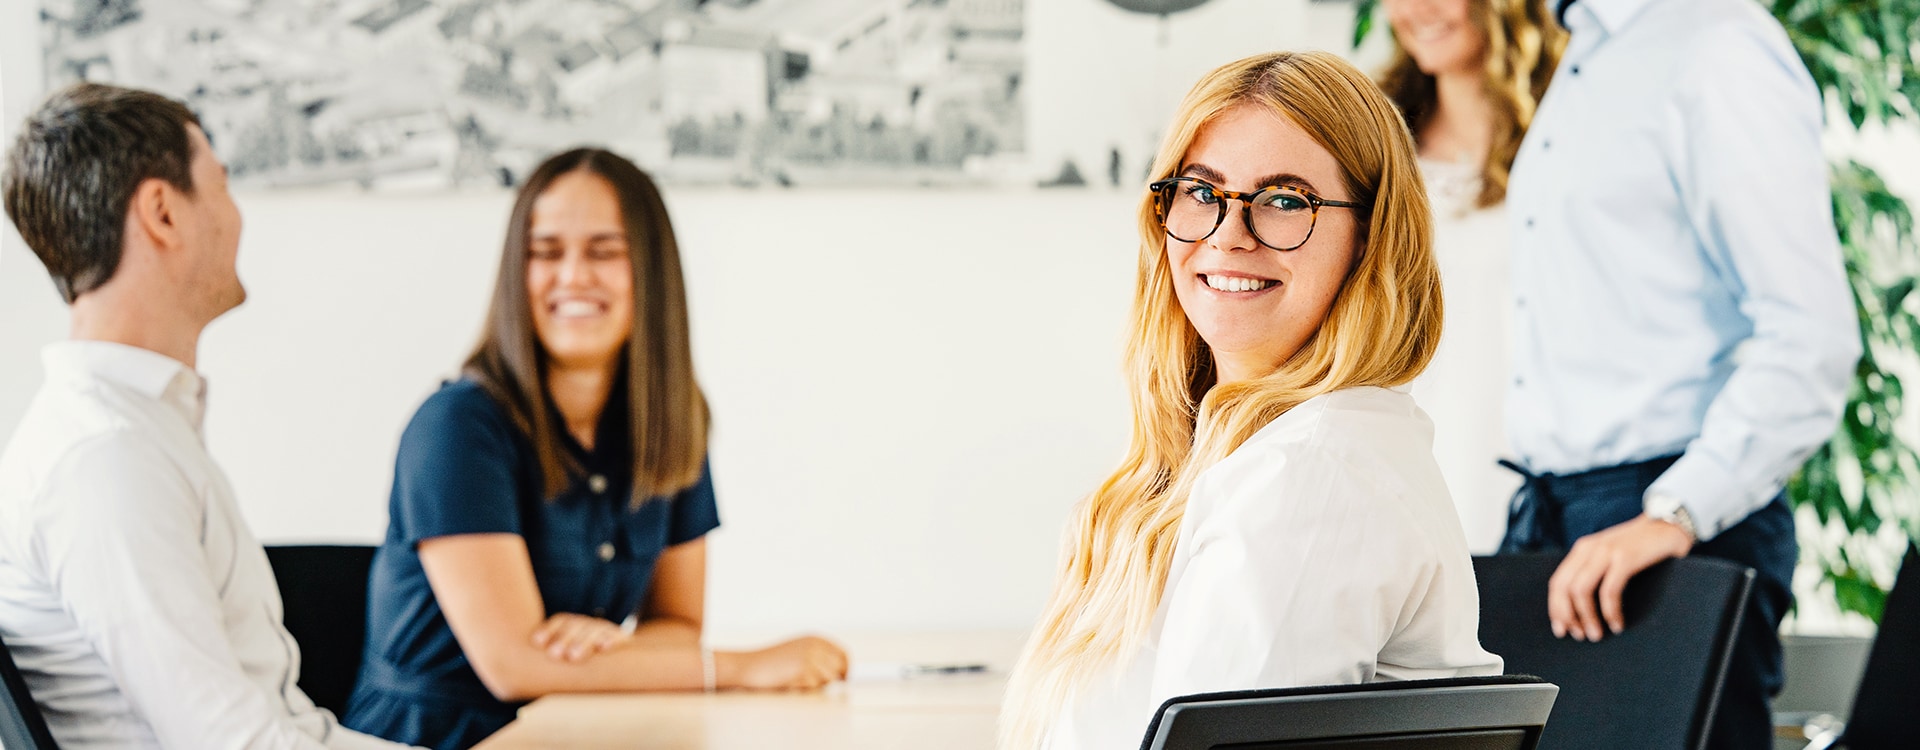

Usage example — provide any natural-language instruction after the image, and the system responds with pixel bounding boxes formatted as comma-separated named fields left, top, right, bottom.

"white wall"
left=0, top=0, right=1364, bottom=637
left=1027, top=0, right=1367, bottom=185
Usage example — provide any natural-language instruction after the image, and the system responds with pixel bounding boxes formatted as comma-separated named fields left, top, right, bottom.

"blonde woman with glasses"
left=1001, top=52, right=1502, bottom=750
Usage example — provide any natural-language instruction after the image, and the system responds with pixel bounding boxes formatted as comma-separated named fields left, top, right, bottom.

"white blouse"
left=1410, top=157, right=1520, bottom=553
left=1043, top=387, right=1503, bottom=750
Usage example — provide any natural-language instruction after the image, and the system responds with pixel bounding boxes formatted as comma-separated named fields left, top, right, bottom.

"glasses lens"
left=1161, top=180, right=1222, bottom=243
left=1249, top=188, right=1316, bottom=250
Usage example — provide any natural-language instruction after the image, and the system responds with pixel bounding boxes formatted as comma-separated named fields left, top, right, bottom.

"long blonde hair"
left=1000, top=51, right=1442, bottom=749
left=1379, top=0, right=1567, bottom=208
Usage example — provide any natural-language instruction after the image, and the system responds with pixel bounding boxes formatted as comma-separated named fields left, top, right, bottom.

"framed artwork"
left=37, top=0, right=1027, bottom=189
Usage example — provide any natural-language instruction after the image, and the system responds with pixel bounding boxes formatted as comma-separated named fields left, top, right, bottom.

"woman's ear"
left=1347, top=224, right=1370, bottom=279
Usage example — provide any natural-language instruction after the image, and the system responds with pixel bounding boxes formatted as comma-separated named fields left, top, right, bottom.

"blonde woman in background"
left=1001, top=52, right=1502, bottom=750
left=1379, top=0, right=1566, bottom=552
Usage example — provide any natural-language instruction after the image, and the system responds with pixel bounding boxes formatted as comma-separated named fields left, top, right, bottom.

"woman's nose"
left=1209, top=205, right=1262, bottom=253
left=556, top=251, right=595, bottom=286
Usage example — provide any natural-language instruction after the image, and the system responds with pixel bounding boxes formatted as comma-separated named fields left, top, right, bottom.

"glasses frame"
left=1148, top=176, right=1368, bottom=251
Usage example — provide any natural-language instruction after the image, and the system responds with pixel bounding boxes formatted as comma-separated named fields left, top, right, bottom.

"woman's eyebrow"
left=1254, top=172, right=1318, bottom=192
left=1180, top=164, right=1319, bottom=193
left=529, top=231, right=627, bottom=241
left=1178, top=163, right=1227, bottom=183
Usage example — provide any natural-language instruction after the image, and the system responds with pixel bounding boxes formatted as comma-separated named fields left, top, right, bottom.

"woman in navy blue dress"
left=344, top=149, right=848, bottom=750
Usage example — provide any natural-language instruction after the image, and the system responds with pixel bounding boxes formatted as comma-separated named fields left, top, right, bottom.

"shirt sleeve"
left=666, top=457, right=722, bottom=546
left=1649, top=24, right=1862, bottom=540
left=1148, top=443, right=1500, bottom=705
left=35, top=434, right=339, bottom=750
left=391, top=384, right=524, bottom=545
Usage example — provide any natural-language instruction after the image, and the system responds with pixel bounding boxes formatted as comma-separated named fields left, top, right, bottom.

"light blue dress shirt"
left=1505, top=0, right=1860, bottom=540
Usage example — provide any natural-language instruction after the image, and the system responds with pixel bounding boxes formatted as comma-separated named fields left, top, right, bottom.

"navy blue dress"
left=343, top=380, right=721, bottom=750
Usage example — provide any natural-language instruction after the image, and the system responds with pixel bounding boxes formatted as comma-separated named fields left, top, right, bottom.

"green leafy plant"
left=1773, top=0, right=1920, bottom=623
left=1352, top=0, right=1920, bottom=622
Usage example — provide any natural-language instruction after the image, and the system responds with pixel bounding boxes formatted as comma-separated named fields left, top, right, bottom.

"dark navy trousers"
left=1498, top=454, right=1796, bottom=750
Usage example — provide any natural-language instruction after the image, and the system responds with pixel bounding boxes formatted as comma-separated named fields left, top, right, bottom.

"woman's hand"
left=724, top=636, right=849, bottom=690
left=530, top=613, right=630, bottom=662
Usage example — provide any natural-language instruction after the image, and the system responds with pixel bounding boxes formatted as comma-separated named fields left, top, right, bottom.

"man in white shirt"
left=0, top=83, right=416, bottom=749
left=1502, top=0, right=1859, bottom=747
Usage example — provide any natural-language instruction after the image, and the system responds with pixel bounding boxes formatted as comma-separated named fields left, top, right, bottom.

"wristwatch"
left=1644, top=492, right=1699, bottom=542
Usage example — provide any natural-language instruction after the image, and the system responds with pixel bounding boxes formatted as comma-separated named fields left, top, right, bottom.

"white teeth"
left=1205, top=275, right=1272, bottom=293
left=553, top=300, right=602, bottom=317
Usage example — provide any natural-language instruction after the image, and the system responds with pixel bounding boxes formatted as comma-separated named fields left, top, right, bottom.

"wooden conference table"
left=473, top=630, right=1024, bottom=750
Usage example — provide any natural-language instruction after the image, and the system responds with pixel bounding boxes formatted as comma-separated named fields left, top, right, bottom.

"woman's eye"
left=529, top=247, right=562, bottom=261
left=589, top=246, right=627, bottom=261
left=1183, top=185, right=1221, bottom=205
left=1263, top=192, right=1312, bottom=212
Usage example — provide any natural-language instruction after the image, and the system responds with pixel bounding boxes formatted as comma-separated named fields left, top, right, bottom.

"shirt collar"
left=43, top=340, right=208, bottom=429
left=1560, top=0, right=1658, bottom=35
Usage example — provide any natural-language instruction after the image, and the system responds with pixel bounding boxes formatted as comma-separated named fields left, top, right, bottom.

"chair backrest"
left=0, top=633, right=59, bottom=749
left=1838, top=543, right=1920, bottom=748
left=1139, top=675, right=1559, bottom=750
left=1473, top=554, right=1754, bottom=750
left=264, top=544, right=377, bottom=718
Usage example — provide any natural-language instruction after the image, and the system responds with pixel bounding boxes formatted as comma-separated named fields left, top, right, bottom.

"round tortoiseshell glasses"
left=1148, top=176, right=1367, bottom=251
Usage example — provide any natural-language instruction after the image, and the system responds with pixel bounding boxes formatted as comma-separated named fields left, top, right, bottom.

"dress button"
left=597, top=542, right=616, bottom=562
left=588, top=474, right=609, bottom=494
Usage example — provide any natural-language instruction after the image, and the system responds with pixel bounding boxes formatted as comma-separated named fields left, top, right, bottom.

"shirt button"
left=1525, top=217, right=1535, bottom=229
left=588, top=474, right=609, bottom=494
left=597, top=542, right=616, bottom=562
left=1570, top=64, right=1581, bottom=75
left=1515, top=377, right=1526, bottom=387
left=1542, top=139, right=1551, bottom=150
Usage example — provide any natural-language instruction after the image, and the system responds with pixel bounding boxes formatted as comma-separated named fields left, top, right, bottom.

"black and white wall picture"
left=38, top=0, right=1027, bottom=189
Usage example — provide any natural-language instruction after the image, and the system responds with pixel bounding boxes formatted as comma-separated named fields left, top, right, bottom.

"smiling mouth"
left=1408, top=22, right=1456, bottom=43
left=549, top=300, right=609, bottom=319
left=1202, top=274, right=1280, bottom=293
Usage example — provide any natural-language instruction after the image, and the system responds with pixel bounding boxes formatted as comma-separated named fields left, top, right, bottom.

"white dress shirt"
left=1506, top=0, right=1859, bottom=539
left=0, top=341, right=412, bottom=750
left=1044, top=387, right=1503, bottom=750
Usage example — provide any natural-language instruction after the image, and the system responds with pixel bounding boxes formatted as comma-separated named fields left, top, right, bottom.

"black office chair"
left=1824, top=543, right=1920, bottom=750
left=264, top=544, right=378, bottom=718
left=1474, top=554, right=1754, bottom=750
left=1138, top=675, right=1559, bottom=750
left=0, top=633, right=59, bottom=749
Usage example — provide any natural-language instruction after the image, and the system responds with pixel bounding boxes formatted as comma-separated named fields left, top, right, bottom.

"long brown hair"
left=465, top=148, right=709, bottom=506
left=1001, top=51, right=1442, bottom=748
left=1378, top=0, right=1566, bottom=208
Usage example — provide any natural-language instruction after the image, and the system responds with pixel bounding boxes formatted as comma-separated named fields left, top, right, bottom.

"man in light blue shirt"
left=1502, top=0, right=1859, bottom=746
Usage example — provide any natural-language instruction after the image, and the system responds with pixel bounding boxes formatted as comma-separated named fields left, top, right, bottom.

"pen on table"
left=904, top=663, right=989, bottom=676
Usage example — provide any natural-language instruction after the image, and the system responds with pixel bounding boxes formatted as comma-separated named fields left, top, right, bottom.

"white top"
left=1506, top=0, right=1857, bottom=539
left=1410, top=158, right=1519, bottom=553
left=1044, top=387, right=1503, bottom=750
left=0, top=341, right=412, bottom=750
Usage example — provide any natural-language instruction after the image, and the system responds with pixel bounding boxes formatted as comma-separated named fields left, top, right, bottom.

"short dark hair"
left=3, top=82, right=203, bottom=303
